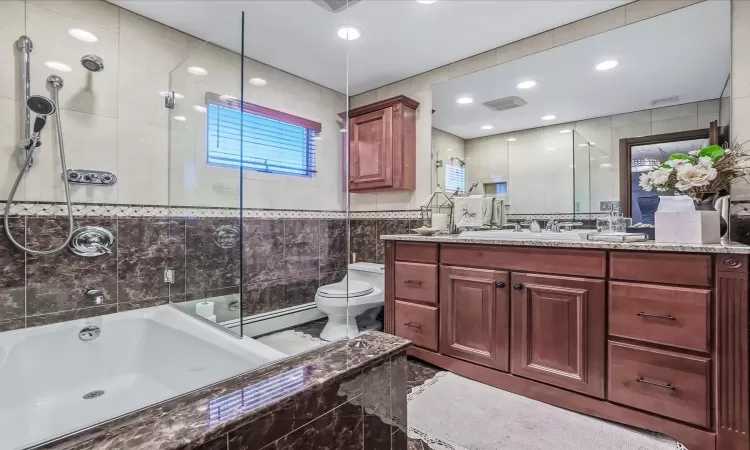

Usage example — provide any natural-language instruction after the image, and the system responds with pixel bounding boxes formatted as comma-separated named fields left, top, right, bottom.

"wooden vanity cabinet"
left=384, top=241, right=750, bottom=450
left=510, top=273, right=605, bottom=398
left=440, top=266, right=510, bottom=371
left=346, top=96, right=418, bottom=192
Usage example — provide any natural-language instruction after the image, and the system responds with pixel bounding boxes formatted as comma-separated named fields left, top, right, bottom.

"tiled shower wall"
left=0, top=205, right=419, bottom=331
left=0, top=211, right=353, bottom=331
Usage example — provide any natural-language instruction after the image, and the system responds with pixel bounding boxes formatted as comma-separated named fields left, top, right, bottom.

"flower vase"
left=693, top=192, right=728, bottom=237
left=655, top=194, right=720, bottom=244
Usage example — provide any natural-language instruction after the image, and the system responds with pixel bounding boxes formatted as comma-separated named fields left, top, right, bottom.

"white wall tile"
left=0, top=98, right=24, bottom=202
left=625, top=0, right=704, bottom=25
left=28, top=0, right=120, bottom=34
left=0, top=1, right=25, bottom=102
left=611, top=110, right=651, bottom=127
left=448, top=50, right=496, bottom=79
left=697, top=113, right=720, bottom=129
left=553, top=7, right=626, bottom=47
left=650, top=102, right=698, bottom=122
left=350, top=90, right=377, bottom=109
left=496, top=31, right=554, bottom=65
left=117, top=119, right=168, bottom=205
left=25, top=109, right=118, bottom=203
left=651, top=116, right=699, bottom=135
left=409, top=66, right=450, bottom=94
left=26, top=3, right=119, bottom=118
left=733, top=0, right=750, bottom=98
left=698, top=99, right=720, bottom=116
left=377, top=79, right=410, bottom=100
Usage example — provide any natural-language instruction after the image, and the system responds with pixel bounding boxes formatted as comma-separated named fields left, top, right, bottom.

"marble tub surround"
left=33, top=332, right=410, bottom=450
left=380, top=233, right=750, bottom=254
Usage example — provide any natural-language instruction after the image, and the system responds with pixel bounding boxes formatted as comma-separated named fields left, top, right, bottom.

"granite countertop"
left=380, top=233, right=750, bottom=254
left=35, top=332, right=410, bottom=450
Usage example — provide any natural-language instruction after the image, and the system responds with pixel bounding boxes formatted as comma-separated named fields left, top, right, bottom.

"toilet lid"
left=318, top=280, right=374, bottom=298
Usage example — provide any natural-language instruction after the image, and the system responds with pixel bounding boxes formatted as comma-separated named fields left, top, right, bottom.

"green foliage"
left=697, top=144, right=724, bottom=162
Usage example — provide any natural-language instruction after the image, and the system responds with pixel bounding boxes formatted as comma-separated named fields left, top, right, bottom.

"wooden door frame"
left=619, top=127, right=711, bottom=218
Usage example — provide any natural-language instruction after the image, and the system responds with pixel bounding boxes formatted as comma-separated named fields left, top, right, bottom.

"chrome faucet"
left=545, top=219, right=560, bottom=232
left=501, top=223, right=522, bottom=232
left=84, top=288, right=105, bottom=305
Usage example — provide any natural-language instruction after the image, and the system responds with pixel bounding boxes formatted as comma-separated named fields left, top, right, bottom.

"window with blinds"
left=205, top=93, right=320, bottom=178
left=445, top=164, right=466, bottom=193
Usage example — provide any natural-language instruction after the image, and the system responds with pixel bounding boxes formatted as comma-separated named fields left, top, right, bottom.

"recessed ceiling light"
left=248, top=77, right=267, bottom=87
left=480, top=125, right=494, bottom=130
left=193, top=105, right=207, bottom=113
left=516, top=80, right=537, bottom=89
left=456, top=96, right=474, bottom=105
left=559, top=129, right=572, bottom=134
left=541, top=115, right=556, bottom=121
left=546, top=147, right=556, bottom=151
left=159, top=91, right=184, bottom=99
left=578, top=142, right=596, bottom=147
left=45, top=61, right=71, bottom=72
left=416, top=0, right=437, bottom=3
left=507, top=137, right=517, bottom=142
left=337, top=25, right=361, bottom=41
left=68, top=28, right=98, bottom=43
left=595, top=60, right=618, bottom=71
left=173, top=116, right=187, bottom=122
left=188, top=66, right=208, bottom=76
left=600, top=163, right=612, bottom=168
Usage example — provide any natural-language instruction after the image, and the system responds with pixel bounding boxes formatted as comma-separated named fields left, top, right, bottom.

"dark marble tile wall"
left=0, top=213, right=416, bottom=330
left=190, top=349, right=408, bottom=450
left=350, top=219, right=414, bottom=264
left=731, top=216, right=750, bottom=245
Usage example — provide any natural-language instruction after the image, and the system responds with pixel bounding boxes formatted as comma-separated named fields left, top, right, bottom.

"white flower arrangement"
left=638, top=141, right=749, bottom=199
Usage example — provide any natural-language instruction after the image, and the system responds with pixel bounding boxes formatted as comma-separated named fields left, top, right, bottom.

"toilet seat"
left=317, top=280, right=373, bottom=298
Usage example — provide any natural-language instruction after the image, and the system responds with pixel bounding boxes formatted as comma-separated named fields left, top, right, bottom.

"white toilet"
left=314, top=262, right=385, bottom=341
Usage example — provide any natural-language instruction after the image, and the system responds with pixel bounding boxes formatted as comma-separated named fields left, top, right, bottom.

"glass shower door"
left=167, top=32, right=244, bottom=336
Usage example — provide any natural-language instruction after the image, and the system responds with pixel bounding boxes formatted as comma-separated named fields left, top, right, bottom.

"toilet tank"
left=347, top=262, right=385, bottom=290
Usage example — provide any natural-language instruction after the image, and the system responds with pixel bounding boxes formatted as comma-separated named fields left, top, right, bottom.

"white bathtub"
left=0, top=305, right=287, bottom=450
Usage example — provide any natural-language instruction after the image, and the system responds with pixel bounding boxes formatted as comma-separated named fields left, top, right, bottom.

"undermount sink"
left=458, top=229, right=597, bottom=241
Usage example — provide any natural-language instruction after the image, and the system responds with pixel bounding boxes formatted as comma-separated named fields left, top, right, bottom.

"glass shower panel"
left=233, top=1, right=351, bottom=350
left=168, top=27, right=244, bottom=335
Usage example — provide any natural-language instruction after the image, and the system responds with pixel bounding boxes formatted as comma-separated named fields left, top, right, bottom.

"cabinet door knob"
left=496, top=281, right=506, bottom=288
left=512, top=284, right=524, bottom=291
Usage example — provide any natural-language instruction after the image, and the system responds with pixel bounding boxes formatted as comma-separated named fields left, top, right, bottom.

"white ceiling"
left=106, top=0, right=628, bottom=95
left=432, top=0, right=731, bottom=139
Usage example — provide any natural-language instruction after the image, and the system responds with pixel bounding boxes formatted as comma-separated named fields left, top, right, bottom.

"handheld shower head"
left=26, top=95, right=56, bottom=135
left=80, top=54, right=104, bottom=72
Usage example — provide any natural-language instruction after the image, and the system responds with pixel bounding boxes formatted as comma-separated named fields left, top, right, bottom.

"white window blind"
left=445, top=164, right=466, bottom=193
left=205, top=97, right=318, bottom=178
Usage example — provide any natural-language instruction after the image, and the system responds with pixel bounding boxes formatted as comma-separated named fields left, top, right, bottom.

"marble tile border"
left=0, top=202, right=425, bottom=220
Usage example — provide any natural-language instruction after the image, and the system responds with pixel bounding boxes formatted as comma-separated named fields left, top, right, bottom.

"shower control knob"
left=83, top=172, right=99, bottom=182
left=101, top=174, right=112, bottom=183
left=68, top=171, right=80, bottom=180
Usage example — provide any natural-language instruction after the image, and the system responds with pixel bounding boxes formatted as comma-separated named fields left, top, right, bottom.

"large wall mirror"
left=430, top=0, right=730, bottom=224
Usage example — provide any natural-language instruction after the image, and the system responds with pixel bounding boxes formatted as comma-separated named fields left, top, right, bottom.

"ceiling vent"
left=650, top=95, right=679, bottom=107
left=310, top=0, right=362, bottom=13
left=483, top=96, right=527, bottom=112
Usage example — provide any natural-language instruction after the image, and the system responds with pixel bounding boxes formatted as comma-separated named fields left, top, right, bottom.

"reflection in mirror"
left=431, top=0, right=730, bottom=228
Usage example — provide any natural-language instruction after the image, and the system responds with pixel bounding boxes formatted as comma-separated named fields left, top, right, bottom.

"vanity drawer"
left=609, top=252, right=711, bottom=287
left=608, top=342, right=710, bottom=427
left=609, top=282, right=711, bottom=352
left=394, top=300, right=438, bottom=351
left=395, top=262, right=438, bottom=304
left=395, top=242, right=438, bottom=263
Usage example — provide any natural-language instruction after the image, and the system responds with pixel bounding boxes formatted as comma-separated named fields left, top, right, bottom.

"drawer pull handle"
left=496, top=281, right=506, bottom=288
left=404, top=322, right=422, bottom=330
left=404, top=280, right=423, bottom=285
left=512, top=284, right=524, bottom=291
left=636, top=377, right=676, bottom=390
left=636, top=312, right=676, bottom=320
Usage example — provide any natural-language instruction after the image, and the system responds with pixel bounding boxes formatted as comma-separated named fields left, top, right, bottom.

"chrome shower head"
left=27, top=95, right=56, bottom=116
left=80, top=54, right=104, bottom=72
